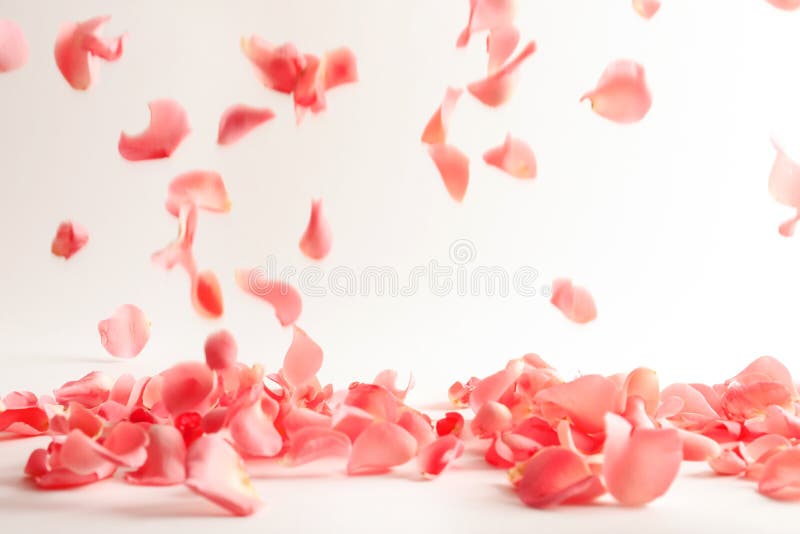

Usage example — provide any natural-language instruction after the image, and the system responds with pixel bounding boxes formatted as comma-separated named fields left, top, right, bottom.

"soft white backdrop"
left=1, top=1, right=800, bottom=532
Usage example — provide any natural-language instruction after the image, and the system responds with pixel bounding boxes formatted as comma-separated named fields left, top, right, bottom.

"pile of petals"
left=3, top=344, right=800, bottom=516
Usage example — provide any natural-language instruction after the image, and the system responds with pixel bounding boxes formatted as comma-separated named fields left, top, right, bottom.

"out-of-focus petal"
left=118, top=99, right=190, bottom=161
left=0, top=19, right=28, bottom=72
left=675, top=427, right=721, bottom=461
left=467, top=41, right=535, bottom=107
left=54, top=371, right=112, bottom=408
left=516, top=446, right=605, bottom=507
left=624, top=367, right=660, bottom=416
left=758, top=448, right=800, bottom=499
left=581, top=59, right=652, bottom=124
left=282, top=326, right=323, bottom=389
left=235, top=268, right=302, bottom=326
left=54, top=16, right=124, bottom=90
left=482, top=133, right=537, bottom=179
left=286, top=427, right=351, bottom=465
left=185, top=434, right=261, bottom=516
left=152, top=203, right=197, bottom=275
left=769, top=141, right=800, bottom=236
left=428, top=143, right=469, bottom=202
left=486, top=25, right=519, bottom=73
left=97, top=304, right=151, bottom=358
left=192, top=270, right=224, bottom=319
left=165, top=170, right=231, bottom=217
left=51, top=221, right=89, bottom=259
left=457, top=0, right=517, bottom=47
left=397, top=409, right=436, bottom=449
left=470, top=400, right=512, bottom=438
left=374, top=369, right=414, bottom=402
left=229, top=394, right=282, bottom=458
left=535, top=374, right=620, bottom=433
left=323, top=47, right=358, bottom=90
left=217, top=104, right=275, bottom=146
left=299, top=198, right=333, bottom=260
left=126, top=424, right=187, bottom=485
left=550, top=278, right=598, bottom=324
left=204, top=329, right=238, bottom=371
left=421, top=87, right=463, bottom=145
left=60, top=422, right=148, bottom=475
left=347, top=421, right=417, bottom=475
left=160, top=362, right=216, bottom=418
left=241, top=37, right=305, bottom=93
left=436, top=412, right=465, bottom=437
left=0, top=406, right=49, bottom=434
left=709, top=446, right=747, bottom=476
left=633, top=0, right=661, bottom=19
left=418, top=434, right=464, bottom=478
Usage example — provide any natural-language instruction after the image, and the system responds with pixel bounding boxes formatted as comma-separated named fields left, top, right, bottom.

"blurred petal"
left=482, top=133, right=537, bottom=179
left=457, top=0, right=516, bottom=47
left=165, top=170, right=231, bottom=217
left=51, top=221, right=89, bottom=260
left=151, top=203, right=197, bottom=275
left=323, top=47, right=358, bottom=90
left=217, top=104, right=275, bottom=145
left=118, top=99, right=190, bottom=161
left=767, top=0, right=800, bottom=10
left=229, top=395, right=282, bottom=457
left=581, top=59, right=652, bottom=124
left=550, top=278, right=598, bottom=324
left=428, top=143, right=470, bottom=202
left=486, top=25, right=519, bottom=73
left=516, top=446, right=605, bottom=507
left=0, top=19, right=28, bottom=72
left=236, top=268, right=302, bottom=326
left=286, top=427, right=351, bottom=465
left=54, top=16, right=124, bottom=90
left=421, top=87, right=463, bottom=145
left=204, top=329, right=238, bottom=371
left=192, top=270, right=224, bottom=319
left=467, top=41, right=535, bottom=107
left=97, top=304, right=150, bottom=358
left=160, top=362, right=216, bottom=418
left=347, top=421, right=417, bottom=475
left=418, top=435, right=464, bottom=478
left=126, top=424, right=187, bottom=485
left=299, top=198, right=333, bottom=260
left=633, top=0, right=661, bottom=19
left=758, top=448, right=800, bottom=499
left=241, top=37, right=305, bottom=93
left=282, top=326, right=323, bottom=389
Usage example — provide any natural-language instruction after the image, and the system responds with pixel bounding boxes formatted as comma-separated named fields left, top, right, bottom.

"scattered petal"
left=217, top=104, right=275, bottom=145
left=758, top=448, right=800, bottom=500
left=421, top=87, right=463, bottom=145
left=516, top=446, right=605, bottom=507
left=581, top=59, right=652, bottom=124
left=299, top=199, right=333, bottom=260
left=126, top=424, right=187, bottom=485
left=428, top=143, right=470, bottom=202
left=0, top=19, right=28, bottom=72
left=236, top=268, right=302, bottom=326
left=347, top=421, right=417, bottom=475
left=486, top=25, right=519, bottom=73
left=204, top=329, right=238, bottom=371
left=160, top=362, right=216, bottom=418
left=467, top=41, right=535, bottom=107
left=51, top=221, right=89, bottom=260
left=633, top=0, right=661, bottom=19
left=54, top=15, right=124, bottom=90
left=97, top=304, right=151, bottom=358
left=482, top=133, right=537, bottom=179
left=419, top=435, right=464, bottom=478
left=323, top=47, right=358, bottom=90
left=457, top=0, right=517, bottom=47
left=550, top=278, right=598, bottom=324
left=241, top=38, right=305, bottom=93
left=286, top=427, right=351, bottom=465
left=118, top=99, right=190, bottom=161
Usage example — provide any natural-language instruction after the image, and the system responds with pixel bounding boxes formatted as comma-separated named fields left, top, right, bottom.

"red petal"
left=229, top=394, right=283, bottom=457
left=165, top=170, right=231, bottom=217
left=299, top=198, right=333, bottom=260
left=486, top=25, right=519, bottom=73
left=767, top=0, right=800, bottom=10
left=550, top=278, right=598, bottom=324
left=51, top=221, right=89, bottom=259
left=457, top=0, right=516, bottom=47
left=54, top=16, right=124, bottom=90
left=118, top=99, right=190, bottom=161
left=436, top=412, right=465, bottom=437
left=152, top=203, right=197, bottom=275
left=581, top=59, right=652, bottom=124
left=126, top=424, right=187, bottom=485
left=160, top=362, right=216, bottom=418
left=633, top=0, right=661, bottom=19
left=347, top=421, right=417, bottom=475
left=204, top=329, right=238, bottom=371
left=323, top=47, right=358, bottom=90
left=217, top=104, right=275, bottom=145
left=467, top=41, right=535, bottom=107
left=192, top=270, right=224, bottom=319
left=516, top=446, right=605, bottom=508
left=282, top=326, right=323, bottom=389
left=428, top=143, right=470, bottom=202
left=185, top=434, right=261, bottom=516
left=418, top=435, right=464, bottom=478
left=286, top=427, right=351, bottom=465
left=470, top=400, right=512, bottom=438
left=235, top=268, right=302, bottom=326
left=0, top=406, right=49, bottom=434
left=54, top=371, right=112, bottom=408
left=603, top=413, right=682, bottom=506
left=0, top=19, right=28, bottom=72
left=758, top=448, right=800, bottom=499
left=421, top=87, right=463, bottom=145
left=241, top=37, right=305, bottom=93
left=535, top=375, right=620, bottom=434
left=482, top=133, right=537, bottom=179
left=97, top=304, right=151, bottom=358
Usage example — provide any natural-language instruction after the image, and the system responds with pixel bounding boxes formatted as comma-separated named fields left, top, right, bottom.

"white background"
left=1, top=1, right=800, bottom=531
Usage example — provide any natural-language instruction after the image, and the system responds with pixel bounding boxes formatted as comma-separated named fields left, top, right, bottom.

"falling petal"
left=428, top=143, right=470, bottom=202
left=241, top=37, right=306, bottom=93
left=486, top=25, right=519, bottom=73
left=97, top=304, right=150, bottom=358
left=322, top=47, right=358, bottom=90
left=165, top=170, right=231, bottom=217
left=482, top=133, right=537, bottom=179
left=118, top=99, right=190, bottom=161
left=282, top=326, right=323, bottom=389
left=299, top=199, right=333, bottom=260
left=54, top=15, right=124, bottom=90
left=457, top=0, right=517, bottom=47
left=581, top=59, right=652, bottom=124
left=633, top=0, right=661, bottom=19
left=51, top=221, right=89, bottom=260
left=217, top=104, right=275, bottom=146
left=550, top=278, right=598, bottom=324
left=421, top=87, right=463, bottom=145
left=0, top=19, right=28, bottom=72
left=204, top=329, right=238, bottom=371
left=766, top=0, right=800, bottom=10
left=467, top=41, right=535, bottom=107
left=192, top=270, right=224, bottom=319
left=235, top=268, right=302, bottom=326
left=151, top=203, right=197, bottom=275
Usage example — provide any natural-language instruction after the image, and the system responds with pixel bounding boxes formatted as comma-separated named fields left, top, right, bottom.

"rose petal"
left=467, top=41, right=535, bottom=107
left=421, top=87, right=463, bottom=145
left=217, top=104, right=275, bottom=146
left=344, top=383, right=398, bottom=422
left=0, top=19, right=28, bottom=72
left=469, top=360, right=523, bottom=412
left=373, top=369, right=414, bottom=402
left=160, top=362, right=216, bottom=418
left=165, top=170, right=231, bottom=217
left=54, top=16, right=124, bottom=90
left=550, top=278, right=598, bottom=324
left=603, top=413, right=682, bottom=506
left=347, top=421, right=417, bottom=475
left=228, top=394, right=283, bottom=457
left=436, top=412, right=465, bottom=437
left=0, top=406, right=49, bottom=434
left=204, top=329, right=238, bottom=371
left=299, top=198, right=333, bottom=260
left=125, top=424, right=187, bottom=485
left=97, top=304, right=151, bottom=358
left=241, top=37, right=305, bottom=93
left=323, top=47, right=358, bottom=90
left=397, top=409, right=436, bottom=449
left=633, top=0, right=661, bottom=19
left=51, top=221, right=89, bottom=260
left=516, top=446, right=605, bottom=508
left=470, top=400, right=512, bottom=438
left=457, top=0, right=517, bottom=47
left=192, top=270, right=224, bottom=319
left=758, top=448, right=800, bottom=499
left=54, top=371, right=112, bottom=408
left=482, top=133, right=537, bottom=179
left=418, top=434, right=464, bottom=478
left=581, top=59, right=652, bottom=124
left=487, top=25, right=519, bottom=73
left=624, top=367, right=660, bottom=416
left=235, top=268, right=302, bottom=326
left=282, top=326, right=323, bottom=389
left=428, top=143, right=470, bottom=202
left=535, top=375, right=620, bottom=434
left=286, top=427, right=351, bottom=466
left=767, top=0, right=800, bottom=10
left=709, top=446, right=747, bottom=476
left=118, top=99, right=190, bottom=161
left=185, top=434, right=261, bottom=516
left=60, top=422, right=148, bottom=475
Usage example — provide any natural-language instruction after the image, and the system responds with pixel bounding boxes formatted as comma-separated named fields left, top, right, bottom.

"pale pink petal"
left=709, top=446, right=747, bottom=476
left=633, top=0, right=661, bottom=19
left=228, top=394, right=283, bottom=457
left=420, top=87, right=463, bottom=145
left=160, top=362, right=216, bottom=418
left=235, top=268, right=302, bottom=326
left=191, top=270, right=224, bottom=319
left=550, top=278, right=598, bottom=324
left=487, top=25, right=519, bottom=73
left=581, top=59, right=652, bottom=124
left=767, top=0, right=800, bottom=10
left=457, top=0, right=517, bottom=47
left=469, top=360, right=523, bottom=412
left=54, top=16, right=124, bottom=90
left=467, top=41, right=535, bottom=107
left=0, top=19, right=28, bottom=72
left=217, top=104, right=275, bottom=146
left=204, top=329, right=238, bottom=371
left=728, top=355, right=798, bottom=397
left=126, top=424, right=187, bottom=485
left=428, top=143, right=470, bottom=202
left=118, top=99, right=190, bottom=161
left=54, top=371, right=113, bottom=409
left=535, top=375, right=620, bottom=433
left=374, top=369, right=414, bottom=401
left=471, top=400, right=513, bottom=438
left=66, top=402, right=104, bottom=437
left=60, top=422, right=148, bottom=475
left=347, top=421, right=417, bottom=475
left=516, top=446, right=605, bottom=507
left=764, top=405, right=800, bottom=438
left=418, top=435, right=464, bottom=478
left=397, top=409, right=436, bottom=448
left=323, top=47, right=358, bottom=90
left=165, top=170, right=231, bottom=217
left=624, top=367, right=660, bottom=416
left=675, top=427, right=722, bottom=461
left=282, top=407, right=331, bottom=437
left=51, top=221, right=89, bottom=259
left=720, top=381, right=793, bottom=421
left=286, top=427, right=351, bottom=465
left=344, top=383, right=398, bottom=422
left=758, top=448, right=800, bottom=499
left=97, top=304, right=150, bottom=358
left=185, top=434, right=261, bottom=516
left=603, top=413, right=682, bottom=506
left=241, top=37, right=305, bottom=93
left=744, top=434, right=791, bottom=464
left=482, top=133, right=537, bottom=179
left=151, top=203, right=197, bottom=275
left=660, top=383, right=720, bottom=419
left=282, top=326, right=323, bottom=389
left=332, top=405, right=374, bottom=442
left=299, top=198, right=333, bottom=260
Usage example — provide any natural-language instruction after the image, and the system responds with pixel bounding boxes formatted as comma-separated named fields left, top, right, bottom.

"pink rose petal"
left=54, top=15, right=124, bottom=90
left=374, top=369, right=414, bottom=402
left=471, top=400, right=513, bottom=438
left=125, top=424, right=187, bottom=485
left=299, top=198, right=333, bottom=260
left=581, top=59, right=652, bottom=124
left=286, top=427, right=352, bottom=466
left=228, top=393, right=283, bottom=458
left=758, top=448, right=800, bottom=499
left=217, top=104, right=275, bottom=146
left=0, top=19, right=28, bottom=72
left=51, top=221, right=89, bottom=260
left=54, top=371, right=112, bottom=409
left=165, top=170, right=231, bottom=217
left=97, top=304, right=150, bottom=358
left=397, top=409, right=436, bottom=449
left=487, top=25, right=519, bottom=74
left=152, top=203, right=197, bottom=275
left=60, top=422, right=148, bottom=475
left=192, top=270, right=224, bottom=319
left=0, top=406, right=49, bottom=434
left=769, top=140, right=800, bottom=236
left=322, top=47, right=358, bottom=90
left=282, top=326, right=323, bottom=389
left=457, top=0, right=517, bottom=47
left=515, top=446, right=605, bottom=508
left=204, top=329, right=238, bottom=371
left=482, top=133, right=537, bottom=179
left=160, top=362, right=216, bottom=418
left=535, top=375, right=621, bottom=434
left=550, top=278, right=598, bottom=324
left=236, top=268, right=302, bottom=326
left=241, top=37, right=306, bottom=93
left=421, top=87, right=463, bottom=145
left=633, top=0, right=661, bottom=19
left=347, top=421, right=417, bottom=475
left=428, top=143, right=470, bottom=202
left=118, top=99, right=190, bottom=161
left=418, top=434, right=464, bottom=478
left=467, top=41, right=535, bottom=107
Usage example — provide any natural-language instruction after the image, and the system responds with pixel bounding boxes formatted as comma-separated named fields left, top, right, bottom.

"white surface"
left=1, top=0, right=800, bottom=531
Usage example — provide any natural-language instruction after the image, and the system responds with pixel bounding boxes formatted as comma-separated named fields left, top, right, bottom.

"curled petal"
left=729, top=355, right=798, bottom=398
left=418, top=435, right=464, bottom=478
left=152, top=203, right=197, bottom=275
left=467, top=41, right=535, bottom=107
left=118, top=99, right=190, bottom=161
left=60, top=422, right=148, bottom=475
left=323, top=47, right=358, bottom=90
left=282, top=326, right=323, bottom=389
left=126, top=424, right=187, bottom=485
left=51, top=221, right=89, bottom=260
left=229, top=395, right=283, bottom=458
left=486, top=25, right=519, bottom=73
left=758, top=448, right=800, bottom=499
left=217, top=104, right=275, bottom=146
left=54, top=16, right=124, bottom=90
left=160, top=362, right=216, bottom=418
left=54, top=371, right=112, bottom=409
left=470, top=400, right=512, bottom=438
left=204, top=329, right=238, bottom=371
left=97, top=304, right=151, bottom=358
left=186, top=434, right=261, bottom=516
left=0, top=19, right=28, bottom=72
left=516, top=446, right=605, bottom=508
left=428, top=143, right=469, bottom=202
left=165, top=171, right=231, bottom=217
left=709, top=446, right=747, bottom=476
left=373, top=369, right=414, bottom=401
left=767, top=0, right=800, bottom=10
left=550, top=278, right=597, bottom=324
left=457, top=0, right=516, bottom=47
left=436, top=412, right=465, bottom=437
left=535, top=374, right=620, bottom=434
left=633, top=0, right=661, bottom=19
left=241, top=37, right=305, bottom=93
left=286, top=427, right=351, bottom=466
left=470, top=360, right=523, bottom=412
left=581, top=59, right=652, bottom=124
left=603, top=413, right=682, bottom=506
left=0, top=406, right=49, bottom=434
left=482, top=133, right=537, bottom=179
left=624, top=367, right=660, bottom=416
left=236, top=268, right=302, bottom=326
left=421, top=87, right=463, bottom=145
left=347, top=421, right=417, bottom=475
left=397, top=409, right=436, bottom=449
left=192, top=270, right=224, bottom=319
left=299, top=198, right=333, bottom=260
